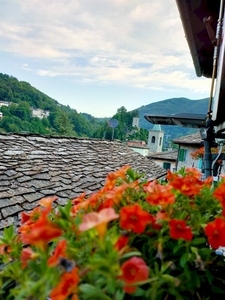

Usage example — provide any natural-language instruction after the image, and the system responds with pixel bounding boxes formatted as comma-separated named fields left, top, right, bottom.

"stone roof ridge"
left=147, top=150, right=178, bottom=161
left=172, top=132, right=202, bottom=145
left=0, top=131, right=123, bottom=143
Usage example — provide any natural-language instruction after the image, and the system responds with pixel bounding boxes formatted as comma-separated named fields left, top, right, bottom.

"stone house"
left=172, top=132, right=203, bottom=171
left=127, top=140, right=149, bottom=156
left=147, top=150, right=178, bottom=172
left=31, top=108, right=50, bottom=119
left=0, top=133, right=167, bottom=233
left=0, top=101, right=10, bottom=107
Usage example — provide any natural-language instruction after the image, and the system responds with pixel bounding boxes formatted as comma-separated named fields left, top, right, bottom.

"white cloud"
left=0, top=0, right=208, bottom=105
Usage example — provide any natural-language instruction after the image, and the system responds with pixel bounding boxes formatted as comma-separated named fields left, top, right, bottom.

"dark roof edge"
left=175, top=0, right=202, bottom=77
left=147, top=156, right=176, bottom=162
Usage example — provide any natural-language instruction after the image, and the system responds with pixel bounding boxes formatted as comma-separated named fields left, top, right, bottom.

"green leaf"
left=120, top=251, right=142, bottom=260
left=191, top=237, right=206, bottom=245
left=115, top=289, right=125, bottom=300
left=180, top=252, right=189, bottom=268
left=79, top=284, right=112, bottom=300
left=132, top=287, right=145, bottom=296
left=211, top=284, right=225, bottom=294
left=2, top=226, right=15, bottom=242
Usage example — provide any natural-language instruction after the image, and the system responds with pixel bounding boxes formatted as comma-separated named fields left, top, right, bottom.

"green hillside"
left=0, top=73, right=104, bottom=136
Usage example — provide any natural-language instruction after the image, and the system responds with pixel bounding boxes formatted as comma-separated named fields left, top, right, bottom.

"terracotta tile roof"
left=128, top=145, right=149, bottom=149
left=0, top=133, right=167, bottom=232
left=147, top=150, right=178, bottom=161
left=172, top=132, right=203, bottom=146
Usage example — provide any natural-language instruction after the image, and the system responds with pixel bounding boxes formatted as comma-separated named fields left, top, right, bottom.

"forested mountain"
left=0, top=73, right=209, bottom=143
left=0, top=73, right=104, bottom=136
left=136, top=97, right=209, bottom=142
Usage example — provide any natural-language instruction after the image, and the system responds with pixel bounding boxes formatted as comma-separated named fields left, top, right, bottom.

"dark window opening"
left=159, top=137, right=162, bottom=146
left=163, top=162, right=171, bottom=170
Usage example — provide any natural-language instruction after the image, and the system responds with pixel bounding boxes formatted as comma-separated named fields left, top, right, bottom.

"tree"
left=52, top=110, right=75, bottom=136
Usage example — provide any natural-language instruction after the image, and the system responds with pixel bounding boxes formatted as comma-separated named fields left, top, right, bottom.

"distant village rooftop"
left=147, top=150, right=178, bottom=162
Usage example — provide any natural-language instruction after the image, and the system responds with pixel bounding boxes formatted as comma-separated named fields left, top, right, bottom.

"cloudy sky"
left=0, top=0, right=210, bottom=117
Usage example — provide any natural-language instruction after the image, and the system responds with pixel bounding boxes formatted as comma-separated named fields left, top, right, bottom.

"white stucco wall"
left=152, top=160, right=176, bottom=172
left=147, top=130, right=164, bottom=153
left=129, top=147, right=149, bottom=156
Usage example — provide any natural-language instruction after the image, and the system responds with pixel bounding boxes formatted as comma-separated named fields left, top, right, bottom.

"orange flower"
left=114, top=235, right=129, bottom=251
left=48, top=240, right=67, bottom=267
left=119, top=256, right=149, bottom=294
left=104, top=184, right=130, bottom=205
left=71, top=190, right=105, bottom=215
left=169, top=219, right=193, bottom=241
left=166, top=169, right=178, bottom=182
left=0, top=244, right=12, bottom=255
left=205, top=217, right=225, bottom=249
left=145, top=181, right=175, bottom=207
left=168, top=176, right=203, bottom=197
left=204, top=176, right=213, bottom=187
left=21, top=207, right=42, bottom=225
left=97, top=198, right=115, bottom=211
left=50, top=267, right=79, bottom=300
left=79, top=208, right=119, bottom=239
left=213, top=182, right=225, bottom=208
left=190, top=147, right=204, bottom=160
left=104, top=166, right=130, bottom=190
left=20, top=247, right=38, bottom=268
left=21, top=221, right=62, bottom=251
left=19, top=206, right=52, bottom=234
left=71, top=192, right=86, bottom=205
left=120, top=204, right=152, bottom=234
left=185, top=168, right=202, bottom=178
left=156, top=210, right=170, bottom=221
left=39, top=195, right=58, bottom=208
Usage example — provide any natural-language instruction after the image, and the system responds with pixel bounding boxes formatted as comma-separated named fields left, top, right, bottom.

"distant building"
left=127, top=140, right=149, bottom=156
left=0, top=112, right=3, bottom=118
left=132, top=117, right=139, bottom=128
left=0, top=101, right=10, bottom=107
left=172, top=132, right=203, bottom=171
left=32, top=108, right=50, bottom=119
left=147, top=150, right=178, bottom=172
left=147, top=124, right=164, bottom=153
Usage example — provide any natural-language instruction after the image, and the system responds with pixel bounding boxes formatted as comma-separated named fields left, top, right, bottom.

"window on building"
left=159, top=137, right=162, bottom=146
left=151, top=136, right=155, bottom=143
left=163, top=162, right=171, bottom=170
left=178, top=148, right=187, bottom=162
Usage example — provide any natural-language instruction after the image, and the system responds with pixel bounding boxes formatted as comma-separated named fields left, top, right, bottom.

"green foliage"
left=93, top=107, right=139, bottom=141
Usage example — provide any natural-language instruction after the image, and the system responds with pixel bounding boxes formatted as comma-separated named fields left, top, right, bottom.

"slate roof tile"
left=172, top=132, right=203, bottom=146
left=2, top=205, right=23, bottom=218
left=0, top=133, right=167, bottom=233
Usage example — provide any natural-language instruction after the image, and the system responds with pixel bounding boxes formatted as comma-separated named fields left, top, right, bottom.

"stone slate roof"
left=147, top=150, right=178, bottom=162
left=0, top=133, right=167, bottom=233
left=172, top=132, right=203, bottom=146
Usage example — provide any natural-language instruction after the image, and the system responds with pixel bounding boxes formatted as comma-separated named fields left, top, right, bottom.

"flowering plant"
left=1, top=166, right=225, bottom=300
left=190, top=147, right=205, bottom=160
left=190, top=146, right=225, bottom=160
